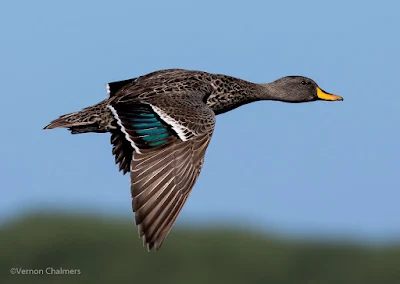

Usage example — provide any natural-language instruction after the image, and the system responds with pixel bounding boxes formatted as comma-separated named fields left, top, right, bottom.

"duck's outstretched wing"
left=106, top=69, right=189, bottom=175
left=108, top=97, right=215, bottom=251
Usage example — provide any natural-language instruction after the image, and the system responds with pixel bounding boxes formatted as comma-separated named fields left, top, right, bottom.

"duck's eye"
left=301, top=80, right=307, bottom=85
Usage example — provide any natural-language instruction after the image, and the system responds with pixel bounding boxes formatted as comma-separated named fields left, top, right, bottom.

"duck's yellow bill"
left=317, top=87, right=343, bottom=101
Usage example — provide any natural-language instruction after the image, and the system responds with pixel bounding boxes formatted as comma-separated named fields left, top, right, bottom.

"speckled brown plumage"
left=43, top=68, right=343, bottom=251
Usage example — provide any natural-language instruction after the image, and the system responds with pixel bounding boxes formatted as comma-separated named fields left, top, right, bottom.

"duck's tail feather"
left=43, top=100, right=114, bottom=134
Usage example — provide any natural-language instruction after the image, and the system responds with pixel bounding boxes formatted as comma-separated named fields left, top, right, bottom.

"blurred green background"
left=1, top=213, right=400, bottom=284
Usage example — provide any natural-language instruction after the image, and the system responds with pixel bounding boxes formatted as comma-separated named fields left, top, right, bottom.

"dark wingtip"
left=107, top=77, right=138, bottom=98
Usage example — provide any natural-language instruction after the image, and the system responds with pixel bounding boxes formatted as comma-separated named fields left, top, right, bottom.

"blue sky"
left=1, top=0, right=399, bottom=242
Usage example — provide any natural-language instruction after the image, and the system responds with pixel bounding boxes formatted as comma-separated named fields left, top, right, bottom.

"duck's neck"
left=206, top=74, right=273, bottom=115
